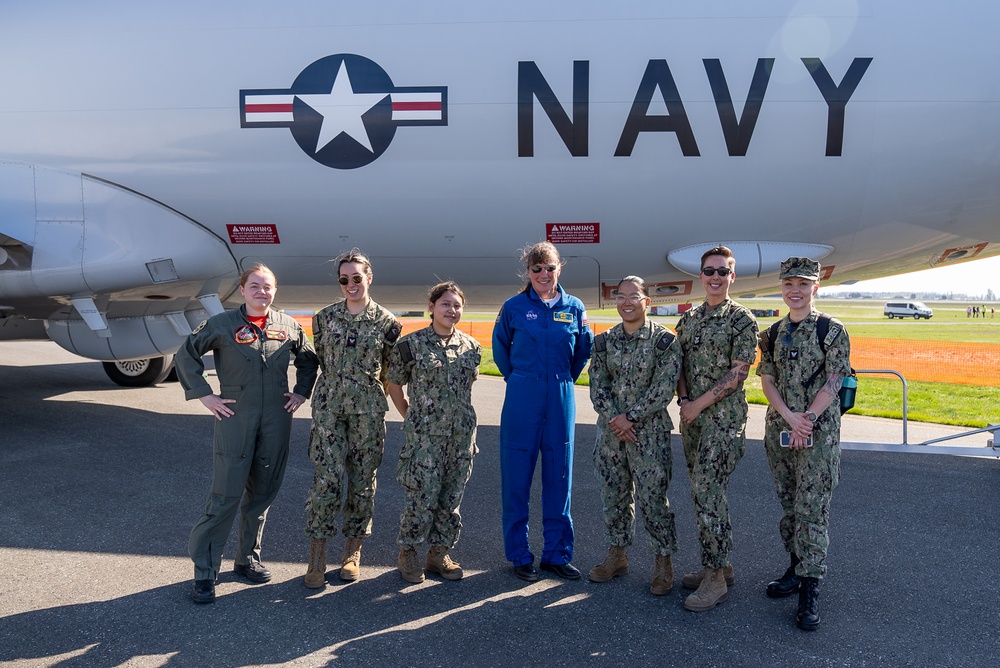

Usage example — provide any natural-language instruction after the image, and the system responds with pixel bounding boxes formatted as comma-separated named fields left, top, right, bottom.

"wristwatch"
left=678, top=396, right=689, bottom=405
left=625, top=410, right=638, bottom=423
left=805, top=411, right=818, bottom=423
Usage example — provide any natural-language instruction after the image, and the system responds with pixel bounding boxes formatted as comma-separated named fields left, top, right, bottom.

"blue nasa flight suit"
left=493, top=284, right=593, bottom=567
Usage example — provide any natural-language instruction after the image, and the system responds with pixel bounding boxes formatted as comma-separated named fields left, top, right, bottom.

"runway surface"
left=1, top=341, right=998, bottom=667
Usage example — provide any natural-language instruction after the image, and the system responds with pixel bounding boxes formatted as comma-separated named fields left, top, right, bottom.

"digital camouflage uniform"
left=676, top=298, right=758, bottom=569
left=388, top=326, right=482, bottom=550
left=756, top=312, right=851, bottom=579
left=589, top=320, right=682, bottom=556
left=176, top=305, right=318, bottom=581
left=305, top=299, right=401, bottom=539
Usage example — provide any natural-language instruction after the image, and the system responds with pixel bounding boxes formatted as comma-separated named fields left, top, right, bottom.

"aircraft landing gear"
left=102, top=355, right=175, bottom=387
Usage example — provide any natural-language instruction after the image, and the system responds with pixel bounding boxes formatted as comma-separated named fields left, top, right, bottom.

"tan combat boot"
left=340, top=536, right=363, bottom=581
left=303, top=538, right=327, bottom=589
left=398, top=548, right=425, bottom=584
left=681, top=563, right=736, bottom=590
left=649, top=554, right=674, bottom=596
left=588, top=545, right=629, bottom=582
left=683, top=566, right=728, bottom=612
left=426, top=545, right=463, bottom=580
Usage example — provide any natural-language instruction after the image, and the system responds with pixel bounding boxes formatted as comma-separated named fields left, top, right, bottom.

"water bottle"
left=839, top=375, right=857, bottom=413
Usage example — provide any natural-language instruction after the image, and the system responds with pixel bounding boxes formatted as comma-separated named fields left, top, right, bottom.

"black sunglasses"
left=701, top=267, right=732, bottom=276
left=530, top=264, right=558, bottom=274
left=338, top=275, right=365, bottom=285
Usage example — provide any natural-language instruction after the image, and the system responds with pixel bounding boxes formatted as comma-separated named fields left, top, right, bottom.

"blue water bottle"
left=839, top=374, right=857, bottom=413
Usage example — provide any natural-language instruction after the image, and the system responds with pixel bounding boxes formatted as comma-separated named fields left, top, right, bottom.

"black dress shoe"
left=513, top=563, right=540, bottom=582
left=191, top=579, right=216, bottom=604
left=234, top=562, right=272, bottom=584
left=540, top=562, right=582, bottom=580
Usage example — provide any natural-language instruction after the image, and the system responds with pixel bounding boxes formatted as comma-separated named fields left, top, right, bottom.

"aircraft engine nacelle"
left=0, top=163, right=238, bottom=302
left=44, top=309, right=210, bottom=363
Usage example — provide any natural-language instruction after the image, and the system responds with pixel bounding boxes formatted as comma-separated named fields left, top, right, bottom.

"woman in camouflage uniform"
left=757, top=257, right=851, bottom=631
left=303, top=249, right=401, bottom=588
left=387, top=282, right=482, bottom=583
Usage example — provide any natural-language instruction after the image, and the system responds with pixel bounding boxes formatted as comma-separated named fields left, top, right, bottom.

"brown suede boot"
left=340, top=537, right=363, bottom=581
left=681, top=563, right=736, bottom=589
left=588, top=545, right=629, bottom=583
left=397, top=548, right=425, bottom=584
left=649, top=554, right=674, bottom=596
left=683, top=567, right=728, bottom=612
left=426, top=545, right=463, bottom=580
left=303, top=538, right=327, bottom=589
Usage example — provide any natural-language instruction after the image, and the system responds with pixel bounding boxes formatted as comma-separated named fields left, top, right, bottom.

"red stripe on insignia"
left=246, top=103, right=294, bottom=113
left=392, top=102, right=441, bottom=111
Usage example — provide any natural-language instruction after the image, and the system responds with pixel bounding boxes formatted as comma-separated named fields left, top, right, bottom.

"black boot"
left=796, top=577, right=821, bottom=631
left=766, top=553, right=801, bottom=598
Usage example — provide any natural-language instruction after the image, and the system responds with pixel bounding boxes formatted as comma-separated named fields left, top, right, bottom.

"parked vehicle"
left=884, top=301, right=933, bottom=319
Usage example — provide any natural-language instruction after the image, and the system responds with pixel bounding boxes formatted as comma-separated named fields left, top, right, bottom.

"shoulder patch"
left=594, top=332, right=607, bottom=352
left=397, top=340, right=414, bottom=364
left=385, top=321, right=402, bottom=344
left=191, top=320, right=207, bottom=335
left=655, top=330, right=676, bottom=352
left=733, top=313, right=754, bottom=333
left=823, top=322, right=844, bottom=349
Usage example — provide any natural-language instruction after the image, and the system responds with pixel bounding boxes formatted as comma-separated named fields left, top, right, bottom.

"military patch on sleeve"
left=655, top=330, right=676, bottom=352
left=398, top=340, right=414, bottom=364
left=192, top=320, right=207, bottom=335
left=385, top=321, right=402, bottom=344
left=581, top=310, right=590, bottom=327
left=824, top=322, right=844, bottom=349
left=732, top=313, right=753, bottom=332
left=594, top=333, right=607, bottom=352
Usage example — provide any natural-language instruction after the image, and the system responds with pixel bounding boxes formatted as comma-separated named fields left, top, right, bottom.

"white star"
left=296, top=61, right=387, bottom=153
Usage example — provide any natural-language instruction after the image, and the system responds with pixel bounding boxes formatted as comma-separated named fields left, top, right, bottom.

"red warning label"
left=227, top=224, right=281, bottom=245
left=546, top=222, right=600, bottom=244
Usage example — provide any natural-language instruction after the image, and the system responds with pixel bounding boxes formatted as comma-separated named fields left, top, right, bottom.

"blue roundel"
left=289, top=54, right=396, bottom=169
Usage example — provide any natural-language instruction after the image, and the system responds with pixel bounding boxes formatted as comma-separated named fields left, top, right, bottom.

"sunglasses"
left=701, top=267, right=732, bottom=277
left=338, top=275, right=365, bottom=285
left=530, top=264, right=558, bottom=274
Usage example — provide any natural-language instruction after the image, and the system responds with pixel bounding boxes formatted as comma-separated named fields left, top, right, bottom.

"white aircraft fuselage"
left=1, top=1, right=998, bottom=373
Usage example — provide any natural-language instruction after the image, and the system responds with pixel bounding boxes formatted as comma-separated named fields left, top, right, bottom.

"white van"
left=884, top=301, right=933, bottom=319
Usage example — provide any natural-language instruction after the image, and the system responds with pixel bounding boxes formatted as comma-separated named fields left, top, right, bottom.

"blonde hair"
left=240, top=263, right=276, bottom=287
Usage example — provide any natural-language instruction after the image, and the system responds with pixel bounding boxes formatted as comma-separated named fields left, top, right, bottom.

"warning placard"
left=227, top=224, right=281, bottom=245
left=546, top=223, right=600, bottom=244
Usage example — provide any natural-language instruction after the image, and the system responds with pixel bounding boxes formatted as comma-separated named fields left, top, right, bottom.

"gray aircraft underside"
left=1, top=1, right=998, bottom=383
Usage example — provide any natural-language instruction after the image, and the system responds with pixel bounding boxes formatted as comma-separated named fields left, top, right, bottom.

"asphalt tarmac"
left=1, top=341, right=998, bottom=668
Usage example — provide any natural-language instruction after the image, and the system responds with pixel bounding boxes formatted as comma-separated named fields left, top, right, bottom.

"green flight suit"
left=177, top=305, right=318, bottom=581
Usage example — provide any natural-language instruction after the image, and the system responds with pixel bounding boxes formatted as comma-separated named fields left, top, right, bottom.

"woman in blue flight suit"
left=493, top=242, right=593, bottom=581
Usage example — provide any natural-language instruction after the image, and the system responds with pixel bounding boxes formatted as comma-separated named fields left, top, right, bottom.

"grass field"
left=475, top=297, right=1000, bottom=428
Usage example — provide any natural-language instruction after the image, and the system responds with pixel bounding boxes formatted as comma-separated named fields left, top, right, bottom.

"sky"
left=818, top=255, right=1000, bottom=299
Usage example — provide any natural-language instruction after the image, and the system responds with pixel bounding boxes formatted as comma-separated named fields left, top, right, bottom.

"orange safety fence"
left=294, top=317, right=616, bottom=349
left=293, top=317, right=1000, bottom=387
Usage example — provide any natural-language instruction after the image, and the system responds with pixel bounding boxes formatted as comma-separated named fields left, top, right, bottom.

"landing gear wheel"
left=102, top=355, right=175, bottom=387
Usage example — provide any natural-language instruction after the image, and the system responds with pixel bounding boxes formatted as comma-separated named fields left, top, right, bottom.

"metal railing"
left=842, top=369, right=1000, bottom=457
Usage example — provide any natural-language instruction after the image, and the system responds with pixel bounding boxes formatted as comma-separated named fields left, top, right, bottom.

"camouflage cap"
left=779, top=257, right=820, bottom=281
